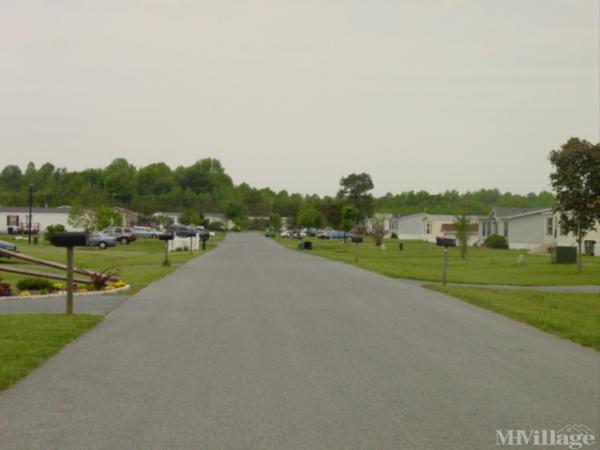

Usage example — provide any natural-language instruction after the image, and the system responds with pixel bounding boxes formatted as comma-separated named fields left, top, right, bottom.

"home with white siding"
left=0, top=206, right=77, bottom=234
left=478, top=207, right=600, bottom=250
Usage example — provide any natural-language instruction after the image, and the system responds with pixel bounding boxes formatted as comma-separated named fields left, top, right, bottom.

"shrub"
left=0, top=281, right=11, bottom=297
left=390, top=232, right=398, bottom=239
left=207, top=221, right=226, bottom=231
left=43, top=224, right=66, bottom=243
left=16, top=277, right=54, bottom=291
left=484, top=234, right=509, bottom=249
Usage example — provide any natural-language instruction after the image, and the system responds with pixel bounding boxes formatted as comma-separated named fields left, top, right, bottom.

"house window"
left=492, top=221, right=497, bottom=235
left=560, top=220, right=568, bottom=236
left=503, top=221, right=509, bottom=238
left=426, top=223, right=431, bottom=234
left=6, top=215, right=19, bottom=226
left=553, top=217, right=558, bottom=238
left=546, top=217, right=553, bottom=236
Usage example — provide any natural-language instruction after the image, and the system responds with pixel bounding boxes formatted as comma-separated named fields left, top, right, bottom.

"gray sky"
left=1, top=0, right=598, bottom=196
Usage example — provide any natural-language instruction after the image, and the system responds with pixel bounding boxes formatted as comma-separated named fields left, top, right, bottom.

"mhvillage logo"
left=496, top=425, right=596, bottom=449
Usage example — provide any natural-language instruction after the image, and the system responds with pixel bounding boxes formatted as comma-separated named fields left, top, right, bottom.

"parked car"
left=132, top=226, right=159, bottom=238
left=87, top=232, right=117, bottom=250
left=0, top=240, right=18, bottom=257
left=280, top=230, right=305, bottom=239
left=102, top=227, right=137, bottom=244
left=168, top=224, right=197, bottom=237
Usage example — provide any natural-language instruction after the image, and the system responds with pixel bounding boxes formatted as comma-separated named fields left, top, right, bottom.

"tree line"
left=0, top=157, right=557, bottom=228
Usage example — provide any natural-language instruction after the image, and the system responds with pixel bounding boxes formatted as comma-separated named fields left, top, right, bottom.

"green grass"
left=0, top=314, right=103, bottom=391
left=0, top=233, right=225, bottom=294
left=276, top=237, right=600, bottom=286
left=426, top=285, right=600, bottom=350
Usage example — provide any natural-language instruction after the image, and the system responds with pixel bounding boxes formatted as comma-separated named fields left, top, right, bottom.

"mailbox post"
left=159, top=233, right=174, bottom=266
left=442, top=247, right=448, bottom=286
left=351, top=236, right=363, bottom=262
left=50, top=232, right=87, bottom=314
left=199, top=231, right=210, bottom=251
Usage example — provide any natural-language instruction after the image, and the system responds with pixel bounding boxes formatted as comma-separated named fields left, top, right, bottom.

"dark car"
left=168, top=225, right=197, bottom=237
left=0, top=240, right=18, bottom=257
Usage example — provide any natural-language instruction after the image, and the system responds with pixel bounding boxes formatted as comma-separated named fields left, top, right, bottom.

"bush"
left=43, top=224, right=66, bottom=243
left=0, top=281, right=11, bottom=297
left=16, top=277, right=54, bottom=291
left=485, top=234, right=509, bottom=249
left=207, top=221, right=226, bottom=231
left=390, top=232, right=398, bottom=239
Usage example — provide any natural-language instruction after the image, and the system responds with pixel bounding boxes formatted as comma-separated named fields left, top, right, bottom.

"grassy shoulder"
left=275, top=237, right=600, bottom=286
left=0, top=314, right=103, bottom=392
left=0, top=232, right=225, bottom=294
left=425, top=285, right=600, bottom=350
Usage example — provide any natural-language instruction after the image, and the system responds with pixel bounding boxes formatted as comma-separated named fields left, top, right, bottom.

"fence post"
left=66, top=246, right=74, bottom=314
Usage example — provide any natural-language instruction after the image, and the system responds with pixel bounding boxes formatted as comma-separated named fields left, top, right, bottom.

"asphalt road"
left=0, top=233, right=598, bottom=450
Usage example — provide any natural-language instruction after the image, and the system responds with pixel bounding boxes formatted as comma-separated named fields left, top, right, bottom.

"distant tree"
left=453, top=212, right=472, bottom=259
left=68, top=207, right=96, bottom=233
left=95, top=207, right=123, bottom=230
left=224, top=201, right=247, bottom=222
left=268, top=213, right=282, bottom=230
left=340, top=205, right=360, bottom=239
left=136, top=163, right=174, bottom=196
left=179, top=210, right=202, bottom=226
left=322, top=202, right=342, bottom=228
left=0, top=165, right=23, bottom=191
left=338, top=173, right=374, bottom=221
left=297, top=207, right=322, bottom=230
left=549, top=137, right=600, bottom=272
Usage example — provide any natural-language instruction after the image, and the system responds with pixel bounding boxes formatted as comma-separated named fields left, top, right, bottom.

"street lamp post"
left=28, top=184, right=33, bottom=245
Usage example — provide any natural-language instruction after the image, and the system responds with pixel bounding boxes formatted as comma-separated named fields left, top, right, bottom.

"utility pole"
left=28, top=184, right=33, bottom=245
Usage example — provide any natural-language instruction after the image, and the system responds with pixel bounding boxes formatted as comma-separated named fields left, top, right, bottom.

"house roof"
left=0, top=206, right=71, bottom=214
left=492, top=207, right=548, bottom=219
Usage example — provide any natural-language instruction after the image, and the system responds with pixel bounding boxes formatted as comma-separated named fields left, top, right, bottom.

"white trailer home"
left=0, top=206, right=75, bottom=234
left=478, top=207, right=600, bottom=250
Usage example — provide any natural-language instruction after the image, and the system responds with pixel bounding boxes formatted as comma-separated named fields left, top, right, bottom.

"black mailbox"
left=199, top=232, right=210, bottom=242
left=351, top=236, right=363, bottom=243
left=51, top=232, right=88, bottom=247
left=158, top=233, right=174, bottom=241
left=436, top=237, right=456, bottom=247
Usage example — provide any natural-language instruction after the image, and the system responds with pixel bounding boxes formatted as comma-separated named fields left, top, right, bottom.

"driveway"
left=0, top=233, right=597, bottom=449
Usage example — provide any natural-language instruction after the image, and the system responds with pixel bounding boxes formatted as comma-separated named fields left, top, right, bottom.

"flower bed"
left=0, top=278, right=130, bottom=300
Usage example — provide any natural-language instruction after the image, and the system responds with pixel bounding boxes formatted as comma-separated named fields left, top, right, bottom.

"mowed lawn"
left=0, top=314, right=103, bottom=391
left=276, top=237, right=600, bottom=286
left=427, top=285, right=600, bottom=351
left=0, top=232, right=224, bottom=294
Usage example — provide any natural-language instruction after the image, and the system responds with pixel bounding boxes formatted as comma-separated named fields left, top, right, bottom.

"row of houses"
left=0, top=206, right=235, bottom=234
left=367, top=207, right=600, bottom=251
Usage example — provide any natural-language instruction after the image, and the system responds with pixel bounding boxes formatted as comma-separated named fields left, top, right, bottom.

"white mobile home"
left=0, top=206, right=74, bottom=234
left=479, top=207, right=600, bottom=250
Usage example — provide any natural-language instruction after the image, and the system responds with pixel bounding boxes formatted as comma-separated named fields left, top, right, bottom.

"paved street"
left=0, top=233, right=598, bottom=450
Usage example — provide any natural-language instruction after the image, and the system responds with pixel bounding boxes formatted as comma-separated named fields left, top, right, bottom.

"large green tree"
left=549, top=137, right=600, bottom=272
left=338, top=173, right=374, bottom=222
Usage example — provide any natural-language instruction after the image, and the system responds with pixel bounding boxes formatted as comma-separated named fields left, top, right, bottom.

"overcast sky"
left=1, top=0, right=598, bottom=196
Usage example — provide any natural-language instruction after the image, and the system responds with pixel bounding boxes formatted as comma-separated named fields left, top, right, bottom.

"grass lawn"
left=0, top=314, right=103, bottom=391
left=0, top=232, right=225, bottom=294
left=426, top=285, right=600, bottom=350
left=276, top=237, right=600, bottom=286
